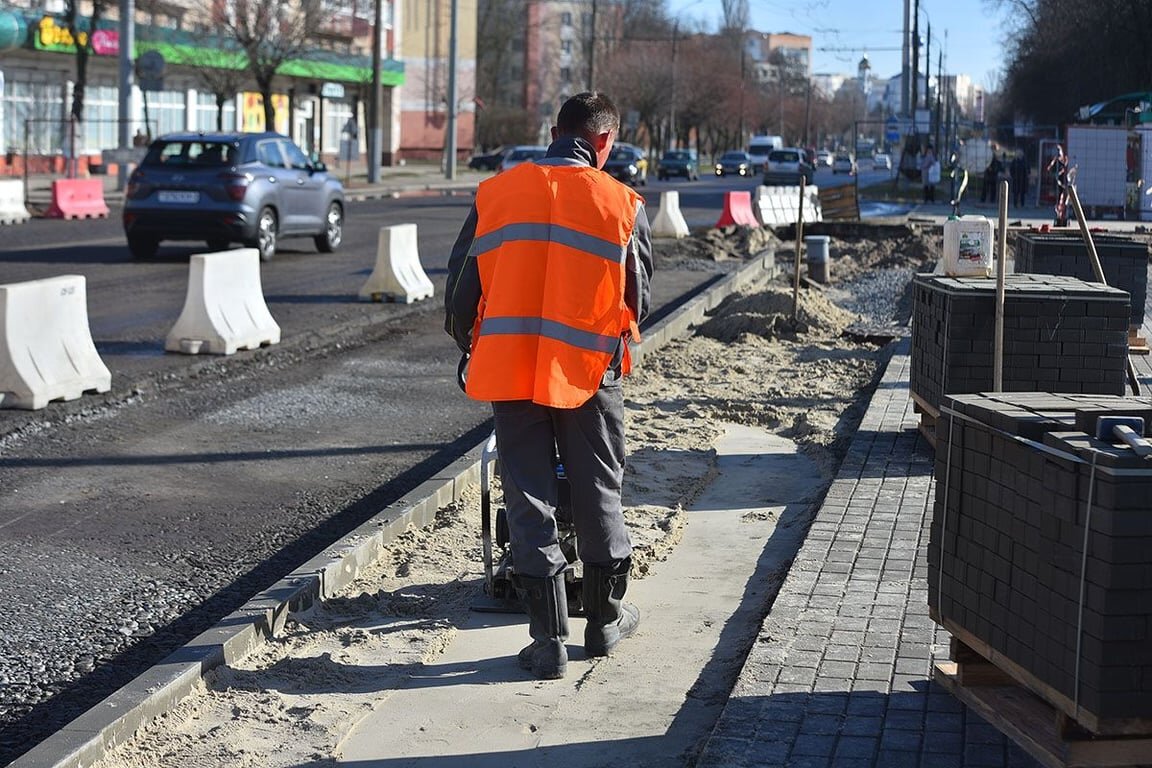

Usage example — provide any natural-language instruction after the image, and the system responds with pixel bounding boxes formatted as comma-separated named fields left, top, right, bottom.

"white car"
left=816, top=150, right=833, bottom=167
left=872, top=153, right=893, bottom=171
left=832, top=153, right=856, bottom=175
left=497, top=145, right=548, bottom=173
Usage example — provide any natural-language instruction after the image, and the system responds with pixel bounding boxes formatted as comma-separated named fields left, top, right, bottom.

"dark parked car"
left=603, top=143, right=648, bottom=186
left=714, top=150, right=752, bottom=177
left=123, top=131, right=344, bottom=261
left=657, top=149, right=698, bottom=181
left=468, top=145, right=508, bottom=171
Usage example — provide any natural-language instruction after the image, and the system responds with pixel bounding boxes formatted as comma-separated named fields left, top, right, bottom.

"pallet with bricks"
left=934, top=626, right=1152, bottom=768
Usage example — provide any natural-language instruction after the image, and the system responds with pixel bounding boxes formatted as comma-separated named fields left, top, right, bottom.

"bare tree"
left=719, top=0, right=748, bottom=33
left=994, top=0, right=1152, bottom=125
left=215, top=0, right=323, bottom=129
left=64, top=0, right=114, bottom=124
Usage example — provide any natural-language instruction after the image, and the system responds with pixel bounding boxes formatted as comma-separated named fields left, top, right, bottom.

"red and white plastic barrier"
left=165, top=248, right=281, bottom=355
left=0, top=179, right=30, bottom=225
left=0, top=275, right=111, bottom=409
left=358, top=223, right=435, bottom=303
left=714, top=190, right=760, bottom=228
left=43, top=178, right=110, bottom=220
left=650, top=190, right=690, bottom=239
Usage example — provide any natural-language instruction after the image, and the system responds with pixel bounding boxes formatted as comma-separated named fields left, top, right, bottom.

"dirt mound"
left=696, top=283, right=861, bottom=342
left=805, top=226, right=940, bottom=284
left=656, top=226, right=779, bottom=270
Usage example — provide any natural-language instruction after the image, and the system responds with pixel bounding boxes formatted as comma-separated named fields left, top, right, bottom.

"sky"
left=667, top=0, right=1015, bottom=88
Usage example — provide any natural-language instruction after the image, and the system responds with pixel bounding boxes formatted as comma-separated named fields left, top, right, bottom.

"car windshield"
left=721, top=152, right=746, bottom=161
left=609, top=147, right=638, bottom=161
left=770, top=151, right=800, bottom=163
left=664, top=151, right=690, bottom=160
left=145, top=140, right=236, bottom=167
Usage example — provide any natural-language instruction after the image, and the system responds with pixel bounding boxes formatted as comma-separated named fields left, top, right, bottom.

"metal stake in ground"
left=1067, top=185, right=1142, bottom=396
left=792, top=178, right=805, bottom=320
left=993, top=179, right=1009, bottom=391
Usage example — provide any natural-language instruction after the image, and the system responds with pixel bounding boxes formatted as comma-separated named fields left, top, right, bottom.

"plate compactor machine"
left=471, top=431, right=586, bottom=616
left=458, top=356, right=585, bottom=616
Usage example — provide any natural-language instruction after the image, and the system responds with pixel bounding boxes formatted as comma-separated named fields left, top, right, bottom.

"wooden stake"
left=994, top=179, right=1009, bottom=391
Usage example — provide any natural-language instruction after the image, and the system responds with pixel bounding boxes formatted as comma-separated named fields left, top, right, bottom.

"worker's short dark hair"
left=556, top=92, right=620, bottom=141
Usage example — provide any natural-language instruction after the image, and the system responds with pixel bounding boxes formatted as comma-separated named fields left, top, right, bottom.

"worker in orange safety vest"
left=445, top=92, right=654, bottom=680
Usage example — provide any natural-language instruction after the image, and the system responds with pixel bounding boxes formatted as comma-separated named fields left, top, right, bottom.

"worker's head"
left=552, top=91, right=619, bottom=169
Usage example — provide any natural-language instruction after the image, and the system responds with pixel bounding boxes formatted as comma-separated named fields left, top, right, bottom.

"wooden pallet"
left=911, top=391, right=939, bottom=449
left=1130, top=328, right=1150, bottom=356
left=817, top=182, right=859, bottom=221
left=932, top=623, right=1152, bottom=768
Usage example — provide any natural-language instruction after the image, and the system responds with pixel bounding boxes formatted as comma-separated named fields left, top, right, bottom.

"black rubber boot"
left=515, top=573, right=569, bottom=679
left=583, top=559, right=640, bottom=657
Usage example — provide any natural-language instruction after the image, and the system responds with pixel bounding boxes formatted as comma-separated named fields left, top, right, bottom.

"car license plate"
left=157, top=191, right=199, bottom=203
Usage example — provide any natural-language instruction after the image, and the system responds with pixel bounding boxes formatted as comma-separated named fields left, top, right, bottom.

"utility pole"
left=668, top=21, right=677, bottom=150
left=901, top=0, right=910, bottom=116
left=911, top=0, right=919, bottom=133
left=925, top=22, right=931, bottom=138
left=445, top=0, right=458, bottom=179
left=117, top=0, right=134, bottom=192
left=368, top=0, right=382, bottom=183
left=588, top=0, right=598, bottom=90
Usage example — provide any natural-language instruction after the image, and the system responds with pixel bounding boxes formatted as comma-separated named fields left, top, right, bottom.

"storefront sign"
left=34, top=16, right=118, bottom=55
left=321, top=82, right=345, bottom=99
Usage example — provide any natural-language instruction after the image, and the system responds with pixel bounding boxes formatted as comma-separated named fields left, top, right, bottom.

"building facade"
left=0, top=0, right=480, bottom=170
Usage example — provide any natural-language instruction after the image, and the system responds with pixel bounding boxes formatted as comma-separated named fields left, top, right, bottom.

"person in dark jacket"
left=445, top=92, right=654, bottom=680
left=1009, top=151, right=1029, bottom=208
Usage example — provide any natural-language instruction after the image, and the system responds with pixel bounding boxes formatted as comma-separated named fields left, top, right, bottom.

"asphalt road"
left=0, top=190, right=745, bottom=764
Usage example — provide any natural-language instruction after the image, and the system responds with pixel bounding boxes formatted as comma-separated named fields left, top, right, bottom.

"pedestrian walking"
left=445, top=91, right=654, bottom=680
left=920, top=144, right=939, bottom=203
left=980, top=154, right=1003, bottom=204
left=1009, top=150, right=1029, bottom=208
left=1047, top=143, right=1070, bottom=226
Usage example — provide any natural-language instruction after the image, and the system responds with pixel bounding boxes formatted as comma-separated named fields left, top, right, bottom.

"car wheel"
left=314, top=201, right=344, bottom=253
left=247, top=207, right=278, bottom=262
left=206, top=238, right=230, bottom=251
left=127, top=235, right=158, bottom=260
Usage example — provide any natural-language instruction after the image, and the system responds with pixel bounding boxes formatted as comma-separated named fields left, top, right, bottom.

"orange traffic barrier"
left=714, top=190, right=760, bottom=228
left=44, top=178, right=110, bottom=220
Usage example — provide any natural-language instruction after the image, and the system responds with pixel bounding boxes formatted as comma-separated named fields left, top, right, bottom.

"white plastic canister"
left=942, top=215, right=994, bottom=276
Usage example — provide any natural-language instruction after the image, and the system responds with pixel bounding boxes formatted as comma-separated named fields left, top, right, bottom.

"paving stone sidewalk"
left=695, top=339, right=1042, bottom=768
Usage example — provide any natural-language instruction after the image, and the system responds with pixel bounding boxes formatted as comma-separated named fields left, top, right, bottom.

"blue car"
left=123, top=131, right=345, bottom=261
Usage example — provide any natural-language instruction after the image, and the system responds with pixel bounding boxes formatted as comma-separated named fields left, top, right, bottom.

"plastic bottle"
left=942, top=215, right=994, bottom=276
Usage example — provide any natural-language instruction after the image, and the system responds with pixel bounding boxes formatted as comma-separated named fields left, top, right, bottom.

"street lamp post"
left=368, top=0, right=382, bottom=183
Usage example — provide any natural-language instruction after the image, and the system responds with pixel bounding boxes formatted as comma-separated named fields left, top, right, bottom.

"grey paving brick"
left=790, top=733, right=837, bottom=757
left=835, top=736, right=880, bottom=759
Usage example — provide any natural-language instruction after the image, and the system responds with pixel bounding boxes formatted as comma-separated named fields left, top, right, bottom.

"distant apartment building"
left=743, top=30, right=812, bottom=83
left=398, top=0, right=477, bottom=162
left=0, top=0, right=455, bottom=168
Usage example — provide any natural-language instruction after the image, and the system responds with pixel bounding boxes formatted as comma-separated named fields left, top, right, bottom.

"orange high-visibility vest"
left=465, top=161, right=641, bottom=408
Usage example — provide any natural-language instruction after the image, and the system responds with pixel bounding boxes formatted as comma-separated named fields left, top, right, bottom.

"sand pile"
left=655, top=226, right=779, bottom=269
left=696, top=283, right=861, bottom=342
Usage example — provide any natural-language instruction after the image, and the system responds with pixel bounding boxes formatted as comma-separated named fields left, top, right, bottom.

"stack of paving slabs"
left=928, top=392, right=1152, bottom=730
left=910, top=274, right=1130, bottom=415
left=1014, top=232, right=1148, bottom=331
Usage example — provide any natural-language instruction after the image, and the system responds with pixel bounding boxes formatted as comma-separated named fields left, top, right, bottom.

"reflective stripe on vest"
left=465, top=162, right=640, bottom=408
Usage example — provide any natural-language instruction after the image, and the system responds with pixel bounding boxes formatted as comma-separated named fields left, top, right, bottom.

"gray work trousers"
left=491, top=377, right=632, bottom=579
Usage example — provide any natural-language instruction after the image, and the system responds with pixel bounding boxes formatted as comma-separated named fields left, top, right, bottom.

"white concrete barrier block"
left=0, top=275, right=111, bottom=409
left=650, top=190, right=690, bottom=239
left=0, top=179, right=30, bottom=225
left=359, top=224, right=434, bottom=303
left=165, top=248, right=281, bottom=355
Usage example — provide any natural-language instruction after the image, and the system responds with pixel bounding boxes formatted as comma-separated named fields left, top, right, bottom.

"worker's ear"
left=593, top=130, right=612, bottom=153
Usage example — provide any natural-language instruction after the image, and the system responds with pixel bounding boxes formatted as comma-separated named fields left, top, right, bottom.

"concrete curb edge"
left=11, top=245, right=780, bottom=768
